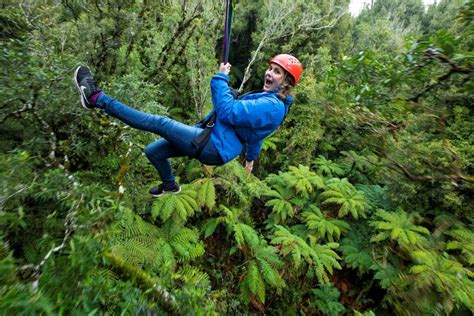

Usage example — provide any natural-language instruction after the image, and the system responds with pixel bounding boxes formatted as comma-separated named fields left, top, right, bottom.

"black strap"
left=192, top=112, right=217, bottom=159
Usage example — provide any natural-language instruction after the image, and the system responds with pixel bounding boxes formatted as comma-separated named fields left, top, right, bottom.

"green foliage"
left=321, top=178, right=367, bottom=219
left=303, top=205, right=350, bottom=242
left=405, top=249, right=474, bottom=313
left=151, top=184, right=199, bottom=223
left=106, top=210, right=204, bottom=273
left=310, top=284, right=346, bottom=316
left=447, top=225, right=474, bottom=265
left=209, top=205, right=260, bottom=249
left=339, top=229, right=375, bottom=274
left=194, top=178, right=217, bottom=211
left=286, top=165, right=325, bottom=199
left=271, top=226, right=341, bottom=283
left=240, top=242, right=285, bottom=304
left=370, top=208, right=430, bottom=248
left=312, top=155, right=345, bottom=177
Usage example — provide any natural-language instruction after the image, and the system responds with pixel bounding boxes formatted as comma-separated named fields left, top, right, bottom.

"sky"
left=349, top=0, right=437, bottom=16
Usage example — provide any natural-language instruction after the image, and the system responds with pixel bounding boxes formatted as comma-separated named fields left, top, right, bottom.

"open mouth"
left=265, top=77, right=273, bottom=86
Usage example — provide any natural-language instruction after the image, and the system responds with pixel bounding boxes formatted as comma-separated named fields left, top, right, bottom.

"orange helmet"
left=269, top=54, right=303, bottom=85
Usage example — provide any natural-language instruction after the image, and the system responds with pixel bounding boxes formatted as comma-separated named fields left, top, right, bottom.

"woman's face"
left=263, top=63, right=285, bottom=92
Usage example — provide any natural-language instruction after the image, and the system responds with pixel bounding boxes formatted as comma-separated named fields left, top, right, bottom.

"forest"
left=0, top=0, right=473, bottom=314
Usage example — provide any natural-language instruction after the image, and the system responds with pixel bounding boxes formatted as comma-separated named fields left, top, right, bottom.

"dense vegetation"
left=1, top=0, right=473, bottom=314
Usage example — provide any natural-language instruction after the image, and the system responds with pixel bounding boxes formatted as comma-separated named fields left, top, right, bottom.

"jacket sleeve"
left=245, top=139, right=264, bottom=161
left=211, top=73, right=281, bottom=128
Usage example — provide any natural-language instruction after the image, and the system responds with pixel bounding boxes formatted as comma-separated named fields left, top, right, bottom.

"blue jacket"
left=203, top=72, right=293, bottom=163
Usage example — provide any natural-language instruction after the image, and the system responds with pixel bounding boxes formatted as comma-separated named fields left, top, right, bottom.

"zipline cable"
left=223, top=0, right=233, bottom=64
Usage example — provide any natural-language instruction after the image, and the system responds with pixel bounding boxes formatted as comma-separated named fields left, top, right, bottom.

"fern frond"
left=152, top=184, right=199, bottom=223
left=194, top=178, right=216, bottom=210
left=240, top=260, right=266, bottom=303
left=287, top=165, right=325, bottom=198
left=312, top=155, right=345, bottom=177
left=303, top=205, right=350, bottom=242
left=173, top=265, right=210, bottom=288
left=321, top=178, right=366, bottom=219
left=271, top=225, right=341, bottom=283
left=256, top=256, right=282, bottom=288
left=170, top=227, right=205, bottom=262
left=201, top=218, right=219, bottom=238
left=339, top=229, right=374, bottom=274
left=446, top=226, right=474, bottom=265
left=370, top=208, right=430, bottom=248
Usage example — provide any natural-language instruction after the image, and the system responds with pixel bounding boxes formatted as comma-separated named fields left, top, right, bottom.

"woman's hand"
left=245, top=160, right=254, bottom=174
left=220, top=63, right=231, bottom=75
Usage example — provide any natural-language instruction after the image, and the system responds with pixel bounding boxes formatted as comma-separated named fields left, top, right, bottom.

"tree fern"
left=302, top=205, right=350, bottom=242
left=193, top=178, right=216, bottom=211
left=370, top=262, right=399, bottom=289
left=355, top=184, right=391, bottom=212
left=339, top=229, right=374, bottom=274
left=271, top=225, right=341, bottom=283
left=240, top=260, right=266, bottom=303
left=240, top=242, right=284, bottom=304
left=286, top=165, right=324, bottom=199
left=320, top=178, right=367, bottom=219
left=173, top=265, right=210, bottom=289
left=408, top=249, right=474, bottom=312
left=254, top=243, right=284, bottom=288
left=312, top=155, right=345, bottom=177
left=105, top=210, right=204, bottom=273
left=261, top=133, right=281, bottom=151
left=263, top=183, right=296, bottom=225
left=370, top=208, right=430, bottom=249
left=104, top=251, right=179, bottom=313
left=446, top=225, right=474, bottom=265
left=151, top=184, right=199, bottom=223
left=310, top=284, right=346, bottom=315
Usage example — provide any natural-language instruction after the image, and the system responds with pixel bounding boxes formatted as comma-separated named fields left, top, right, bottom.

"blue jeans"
left=96, top=93, right=224, bottom=184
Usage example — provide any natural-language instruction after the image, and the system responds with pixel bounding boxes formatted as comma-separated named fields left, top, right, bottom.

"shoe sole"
left=73, top=66, right=93, bottom=110
left=150, top=186, right=182, bottom=198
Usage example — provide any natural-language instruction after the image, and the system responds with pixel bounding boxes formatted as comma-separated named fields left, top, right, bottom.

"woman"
left=74, top=54, right=302, bottom=197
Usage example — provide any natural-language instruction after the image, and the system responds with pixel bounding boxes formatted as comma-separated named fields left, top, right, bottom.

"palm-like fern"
left=151, top=184, right=199, bottom=223
left=193, top=178, right=216, bottom=211
left=201, top=205, right=259, bottom=249
left=173, top=265, right=210, bottom=289
left=261, top=133, right=281, bottom=152
left=239, top=241, right=284, bottom=304
left=339, top=229, right=374, bottom=274
left=302, top=205, right=350, bottom=242
left=446, top=226, right=474, bottom=265
left=286, top=165, right=325, bottom=199
left=106, top=210, right=204, bottom=274
left=312, top=155, right=345, bottom=177
left=320, top=178, right=366, bottom=219
left=271, top=225, right=341, bottom=283
left=408, top=249, right=474, bottom=312
left=370, top=209, right=430, bottom=248
left=263, top=178, right=297, bottom=224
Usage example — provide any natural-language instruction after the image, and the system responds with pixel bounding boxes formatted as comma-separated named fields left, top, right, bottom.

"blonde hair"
left=277, top=72, right=295, bottom=99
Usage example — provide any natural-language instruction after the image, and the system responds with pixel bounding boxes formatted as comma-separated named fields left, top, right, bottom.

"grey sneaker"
left=149, top=182, right=181, bottom=197
left=74, top=66, right=101, bottom=109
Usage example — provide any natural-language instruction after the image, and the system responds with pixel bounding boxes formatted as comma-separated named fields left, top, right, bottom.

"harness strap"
left=192, top=112, right=216, bottom=159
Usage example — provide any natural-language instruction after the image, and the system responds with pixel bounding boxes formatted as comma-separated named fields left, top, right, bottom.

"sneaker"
left=74, top=66, right=102, bottom=109
left=149, top=182, right=181, bottom=197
